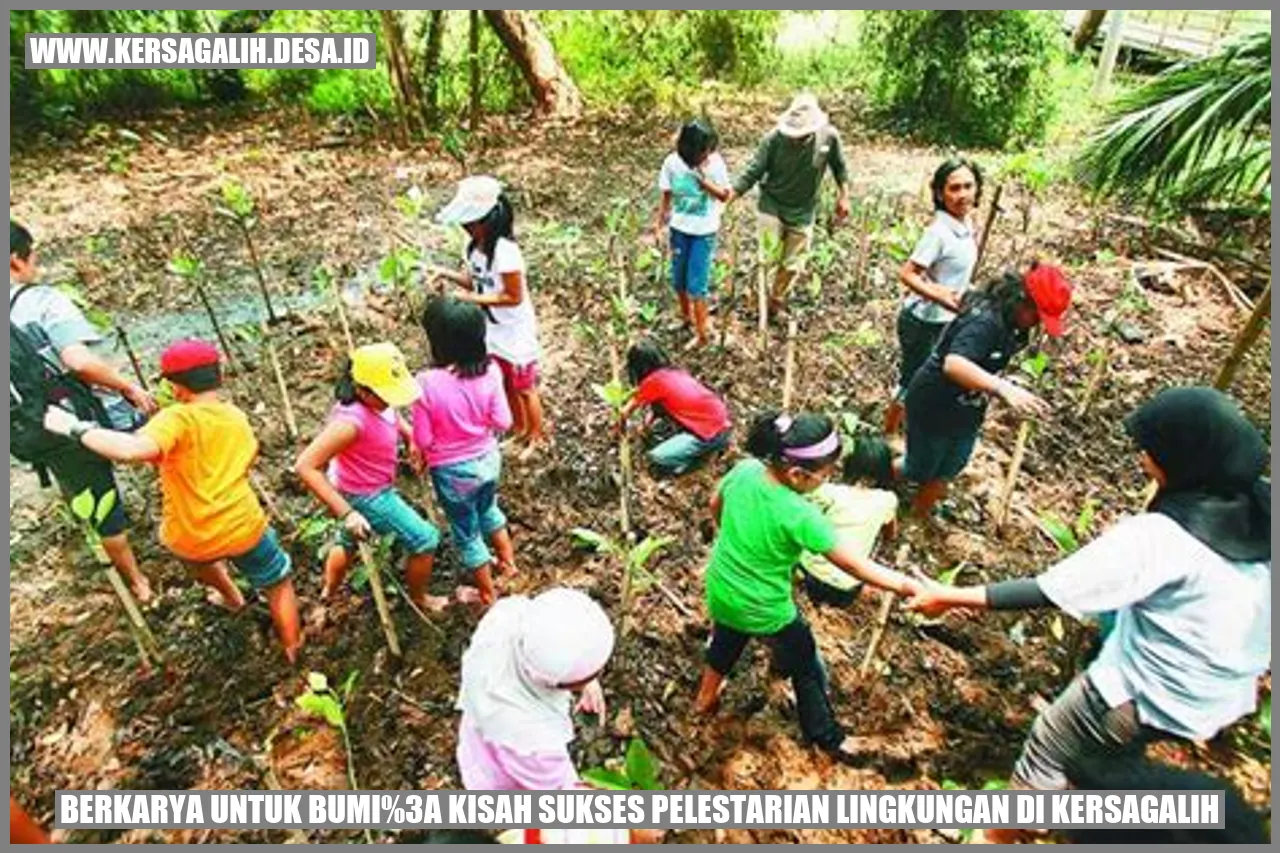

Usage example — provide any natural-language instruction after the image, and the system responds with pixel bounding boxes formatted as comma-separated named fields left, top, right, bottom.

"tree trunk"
left=422, top=11, right=446, bottom=127
left=379, top=10, right=423, bottom=138
left=1214, top=280, right=1271, bottom=391
left=483, top=10, right=582, bottom=118
left=1072, top=10, right=1108, bottom=53
left=469, top=10, right=483, bottom=130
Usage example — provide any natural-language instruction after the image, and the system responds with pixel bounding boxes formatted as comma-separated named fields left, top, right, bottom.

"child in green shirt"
left=697, top=411, right=919, bottom=762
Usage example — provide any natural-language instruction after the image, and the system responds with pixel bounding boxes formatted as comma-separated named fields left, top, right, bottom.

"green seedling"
left=295, top=670, right=369, bottom=840
left=215, top=179, right=278, bottom=324
left=593, top=379, right=632, bottom=412
left=581, top=737, right=664, bottom=791
left=168, top=249, right=238, bottom=372
left=68, top=488, right=162, bottom=667
left=1038, top=498, right=1098, bottom=556
left=941, top=778, right=1008, bottom=842
left=571, top=528, right=674, bottom=598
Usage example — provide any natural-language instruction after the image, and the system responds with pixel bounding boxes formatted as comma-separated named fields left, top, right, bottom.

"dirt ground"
left=9, top=94, right=1272, bottom=843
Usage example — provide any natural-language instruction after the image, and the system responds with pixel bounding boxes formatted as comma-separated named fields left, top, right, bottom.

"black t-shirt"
left=904, top=304, right=1027, bottom=436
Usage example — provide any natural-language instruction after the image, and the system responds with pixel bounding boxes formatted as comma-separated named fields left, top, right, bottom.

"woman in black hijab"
left=905, top=387, right=1270, bottom=820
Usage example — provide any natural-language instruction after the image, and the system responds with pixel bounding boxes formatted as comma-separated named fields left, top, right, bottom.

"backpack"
left=9, top=286, right=110, bottom=473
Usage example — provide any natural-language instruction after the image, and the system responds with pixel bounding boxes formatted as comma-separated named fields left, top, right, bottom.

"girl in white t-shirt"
left=651, top=118, right=731, bottom=349
left=436, top=176, right=546, bottom=458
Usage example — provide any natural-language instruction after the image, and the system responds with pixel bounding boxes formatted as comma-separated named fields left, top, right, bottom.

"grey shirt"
left=1039, top=513, right=1271, bottom=741
left=10, top=283, right=138, bottom=429
left=903, top=210, right=978, bottom=324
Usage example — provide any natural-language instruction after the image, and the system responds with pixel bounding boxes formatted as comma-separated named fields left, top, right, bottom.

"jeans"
left=430, top=449, right=507, bottom=571
left=339, top=488, right=440, bottom=556
left=669, top=229, right=717, bottom=299
left=706, top=616, right=844, bottom=750
left=648, top=428, right=731, bottom=478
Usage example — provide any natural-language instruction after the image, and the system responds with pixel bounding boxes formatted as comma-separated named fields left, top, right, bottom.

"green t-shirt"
left=731, top=128, right=849, bottom=227
left=705, top=459, right=839, bottom=634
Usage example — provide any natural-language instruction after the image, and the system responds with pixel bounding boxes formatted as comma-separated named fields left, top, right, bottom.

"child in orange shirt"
left=42, top=339, right=302, bottom=662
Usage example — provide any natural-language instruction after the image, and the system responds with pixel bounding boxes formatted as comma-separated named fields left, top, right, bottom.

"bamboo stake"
left=357, top=541, right=402, bottom=657
left=853, top=203, right=871, bottom=297
left=386, top=574, right=445, bottom=637
left=860, top=592, right=896, bottom=674
left=974, top=183, right=1005, bottom=279
left=1213, top=279, right=1271, bottom=391
left=115, top=326, right=148, bottom=390
left=261, top=322, right=298, bottom=440
left=756, top=238, right=769, bottom=337
left=1076, top=348, right=1109, bottom=418
left=103, top=565, right=162, bottom=665
left=330, top=272, right=355, bottom=353
left=995, top=420, right=1033, bottom=533
left=249, top=472, right=287, bottom=528
left=782, top=318, right=799, bottom=411
left=240, top=224, right=279, bottom=325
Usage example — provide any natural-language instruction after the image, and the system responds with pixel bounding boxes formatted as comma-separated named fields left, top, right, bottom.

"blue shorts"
left=648, top=428, right=731, bottom=478
left=339, top=488, right=440, bottom=556
left=228, top=527, right=292, bottom=589
left=902, top=420, right=979, bottom=482
left=670, top=229, right=716, bottom=299
left=430, top=449, right=507, bottom=571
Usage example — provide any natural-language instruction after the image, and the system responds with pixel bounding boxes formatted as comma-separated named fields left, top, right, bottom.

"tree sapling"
left=216, top=179, right=279, bottom=325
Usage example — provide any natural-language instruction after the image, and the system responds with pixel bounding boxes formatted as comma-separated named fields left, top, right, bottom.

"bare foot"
left=206, top=589, right=246, bottom=612
left=129, top=576, right=153, bottom=605
left=411, top=593, right=450, bottom=613
left=693, top=688, right=723, bottom=716
left=320, top=584, right=339, bottom=602
left=516, top=439, right=545, bottom=463
left=455, top=586, right=482, bottom=605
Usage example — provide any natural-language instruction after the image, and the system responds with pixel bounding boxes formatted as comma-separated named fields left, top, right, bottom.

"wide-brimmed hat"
left=436, top=175, right=503, bottom=226
left=777, top=93, right=828, bottom=139
left=351, top=342, right=420, bottom=407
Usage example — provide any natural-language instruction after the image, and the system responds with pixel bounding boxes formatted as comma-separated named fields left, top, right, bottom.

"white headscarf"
left=456, top=588, right=616, bottom=753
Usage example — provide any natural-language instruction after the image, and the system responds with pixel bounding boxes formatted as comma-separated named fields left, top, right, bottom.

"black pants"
left=896, top=308, right=948, bottom=393
left=706, top=616, right=844, bottom=750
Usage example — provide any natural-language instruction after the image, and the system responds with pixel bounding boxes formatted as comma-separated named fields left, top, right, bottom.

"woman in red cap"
left=893, top=263, right=1072, bottom=517
left=42, top=338, right=303, bottom=662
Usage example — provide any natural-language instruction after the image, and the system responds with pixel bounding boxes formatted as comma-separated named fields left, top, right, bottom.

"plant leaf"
left=1258, top=693, right=1271, bottom=739
left=1074, top=499, right=1098, bottom=540
left=340, top=670, right=360, bottom=701
left=69, top=489, right=95, bottom=522
left=307, top=672, right=330, bottom=693
left=570, top=528, right=617, bottom=555
left=628, top=535, right=674, bottom=571
left=1038, top=512, right=1079, bottom=554
left=592, top=380, right=630, bottom=410
left=580, top=767, right=632, bottom=790
left=296, top=693, right=345, bottom=730
left=624, top=737, right=661, bottom=790
left=93, top=489, right=117, bottom=524
left=1049, top=614, right=1066, bottom=643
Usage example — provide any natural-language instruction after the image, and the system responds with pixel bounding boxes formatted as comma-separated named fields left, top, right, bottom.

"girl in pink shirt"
left=295, top=343, right=445, bottom=611
left=414, top=298, right=515, bottom=607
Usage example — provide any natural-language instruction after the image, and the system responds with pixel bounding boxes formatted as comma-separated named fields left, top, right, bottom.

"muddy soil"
left=9, top=97, right=1271, bottom=843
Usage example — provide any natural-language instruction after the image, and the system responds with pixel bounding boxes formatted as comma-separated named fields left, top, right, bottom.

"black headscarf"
left=1124, top=387, right=1270, bottom=562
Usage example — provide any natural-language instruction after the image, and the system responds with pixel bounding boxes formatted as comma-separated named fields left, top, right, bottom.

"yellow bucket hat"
left=350, top=342, right=420, bottom=408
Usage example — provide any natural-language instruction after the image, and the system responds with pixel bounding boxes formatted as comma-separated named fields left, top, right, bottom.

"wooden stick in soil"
left=103, top=565, right=162, bottom=666
left=329, top=271, right=355, bottom=352
left=1076, top=348, right=1109, bottom=418
left=191, top=277, right=240, bottom=376
left=1213, top=279, right=1271, bottom=392
left=240, top=223, right=279, bottom=325
left=859, top=592, right=896, bottom=674
left=995, top=420, right=1033, bottom=534
left=357, top=541, right=402, bottom=657
left=973, top=183, right=1005, bottom=279
left=261, top=322, right=299, bottom=440
left=756, top=239, right=769, bottom=337
left=781, top=317, right=798, bottom=411
left=115, top=326, right=148, bottom=390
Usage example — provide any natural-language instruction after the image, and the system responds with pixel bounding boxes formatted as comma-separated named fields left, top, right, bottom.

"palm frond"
left=1076, top=30, right=1271, bottom=207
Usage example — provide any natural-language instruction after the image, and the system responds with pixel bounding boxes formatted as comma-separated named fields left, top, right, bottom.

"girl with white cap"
left=455, top=587, right=615, bottom=790
left=435, top=177, right=546, bottom=460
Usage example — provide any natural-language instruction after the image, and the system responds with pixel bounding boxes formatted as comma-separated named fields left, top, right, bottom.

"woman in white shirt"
left=884, top=158, right=983, bottom=435
left=906, top=387, right=1270, bottom=835
left=437, top=176, right=546, bottom=459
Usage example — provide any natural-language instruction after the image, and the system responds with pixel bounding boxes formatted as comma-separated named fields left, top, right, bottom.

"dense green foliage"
left=1076, top=30, right=1271, bottom=212
left=859, top=10, right=1066, bottom=149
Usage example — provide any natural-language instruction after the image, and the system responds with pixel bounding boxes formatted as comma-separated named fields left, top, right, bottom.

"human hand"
left=996, top=380, right=1050, bottom=418
left=834, top=195, right=851, bottom=224
left=575, top=678, right=606, bottom=719
left=124, top=384, right=158, bottom=416
left=43, top=405, right=79, bottom=437
left=904, top=580, right=958, bottom=619
left=343, top=510, right=373, bottom=540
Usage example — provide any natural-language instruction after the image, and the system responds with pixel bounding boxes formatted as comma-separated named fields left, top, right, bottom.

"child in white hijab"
left=456, top=587, right=615, bottom=790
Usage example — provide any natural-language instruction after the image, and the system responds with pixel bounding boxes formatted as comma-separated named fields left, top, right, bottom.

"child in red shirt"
left=619, top=340, right=731, bottom=478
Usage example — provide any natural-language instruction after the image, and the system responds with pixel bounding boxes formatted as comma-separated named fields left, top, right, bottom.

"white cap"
left=777, top=93, right=828, bottom=139
left=436, top=175, right=503, bottom=226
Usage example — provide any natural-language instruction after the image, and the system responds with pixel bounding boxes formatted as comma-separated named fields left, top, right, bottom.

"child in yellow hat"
left=295, top=343, right=445, bottom=611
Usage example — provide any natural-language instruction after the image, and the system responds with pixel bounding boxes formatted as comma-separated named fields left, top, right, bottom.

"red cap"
left=160, top=339, right=221, bottom=375
left=1025, top=264, right=1073, bottom=337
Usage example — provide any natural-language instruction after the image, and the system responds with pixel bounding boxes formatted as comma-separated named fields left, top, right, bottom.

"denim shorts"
left=339, top=488, right=440, bottom=556
left=430, top=449, right=507, bottom=570
left=229, top=527, right=292, bottom=589
left=901, top=420, right=979, bottom=482
left=670, top=229, right=716, bottom=299
left=648, top=428, right=730, bottom=478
